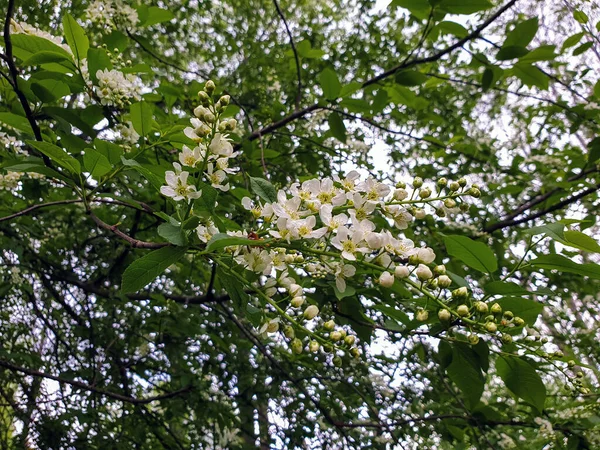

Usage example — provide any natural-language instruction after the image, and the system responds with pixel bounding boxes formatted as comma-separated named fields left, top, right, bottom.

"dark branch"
left=0, top=358, right=192, bottom=405
left=273, top=0, right=302, bottom=110
left=88, top=211, right=170, bottom=249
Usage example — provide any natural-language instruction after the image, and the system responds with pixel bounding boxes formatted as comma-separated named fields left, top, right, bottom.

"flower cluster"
left=0, top=171, right=21, bottom=190
left=95, top=69, right=142, bottom=107
left=160, top=80, right=238, bottom=201
left=87, top=0, right=138, bottom=29
left=10, top=20, right=73, bottom=55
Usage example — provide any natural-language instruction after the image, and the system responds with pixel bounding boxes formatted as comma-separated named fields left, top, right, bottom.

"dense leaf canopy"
left=0, top=0, right=599, bottom=448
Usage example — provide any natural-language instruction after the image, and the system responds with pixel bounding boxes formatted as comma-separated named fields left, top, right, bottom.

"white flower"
left=184, top=119, right=211, bottom=142
left=209, top=133, right=234, bottom=157
left=272, top=190, right=303, bottom=220
left=206, top=163, right=229, bottom=191
left=334, top=263, right=356, bottom=293
left=160, top=170, right=201, bottom=202
left=331, top=226, right=369, bottom=261
left=356, top=177, right=391, bottom=201
left=379, top=271, right=395, bottom=287
left=179, top=145, right=205, bottom=167
left=269, top=217, right=293, bottom=242
left=196, top=220, right=218, bottom=243
left=383, top=205, right=413, bottom=229
left=303, top=178, right=345, bottom=206
left=348, top=192, right=376, bottom=220
left=319, top=204, right=348, bottom=232
left=242, top=197, right=274, bottom=220
left=334, top=170, right=360, bottom=192
left=117, top=121, right=140, bottom=145
left=96, top=69, right=141, bottom=107
left=415, top=247, right=436, bottom=264
left=393, top=188, right=409, bottom=201
left=11, top=20, right=72, bottom=55
left=259, top=317, right=280, bottom=334
left=239, top=248, right=272, bottom=275
left=288, top=215, right=327, bottom=240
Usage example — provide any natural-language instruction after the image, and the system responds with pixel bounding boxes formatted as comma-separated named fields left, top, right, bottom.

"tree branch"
left=0, top=358, right=192, bottom=405
left=88, top=211, right=170, bottom=249
left=273, top=0, right=302, bottom=110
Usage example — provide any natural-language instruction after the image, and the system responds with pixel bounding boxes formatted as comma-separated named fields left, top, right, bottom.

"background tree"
left=0, top=0, right=599, bottom=448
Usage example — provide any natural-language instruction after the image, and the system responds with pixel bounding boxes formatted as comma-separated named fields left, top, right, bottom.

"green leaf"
left=130, top=102, right=153, bottom=137
left=588, top=137, right=600, bottom=164
left=11, top=34, right=72, bottom=61
left=439, top=0, right=492, bottom=15
left=104, top=30, right=128, bottom=52
left=22, top=51, right=73, bottom=66
left=573, top=42, right=593, bottom=56
left=87, top=48, right=113, bottom=83
left=391, top=0, right=431, bottom=20
left=562, top=32, right=584, bottom=51
left=0, top=112, right=33, bottom=134
left=295, top=40, right=326, bottom=59
left=31, top=79, right=70, bottom=103
left=504, top=18, right=538, bottom=48
left=519, top=45, right=557, bottom=63
left=495, top=297, right=543, bottom=326
left=94, top=139, right=123, bottom=165
left=317, top=68, right=342, bottom=99
left=83, top=149, right=112, bottom=178
left=513, top=63, right=548, bottom=90
left=573, top=9, right=589, bottom=24
left=121, top=246, right=187, bottom=293
left=328, top=112, right=347, bottom=143
left=447, top=343, right=484, bottom=409
left=529, top=254, right=600, bottom=279
left=395, top=70, right=428, bottom=86
left=249, top=176, right=278, bottom=203
left=206, top=233, right=260, bottom=252
left=484, top=281, right=530, bottom=296
left=62, top=13, right=89, bottom=61
left=26, top=140, right=81, bottom=174
left=496, top=46, right=529, bottom=61
left=435, top=21, right=468, bottom=38
left=217, top=269, right=250, bottom=307
left=139, top=6, right=173, bottom=27
left=443, top=235, right=498, bottom=273
left=496, top=356, right=546, bottom=412
left=562, top=230, right=600, bottom=253
left=157, top=223, right=186, bottom=246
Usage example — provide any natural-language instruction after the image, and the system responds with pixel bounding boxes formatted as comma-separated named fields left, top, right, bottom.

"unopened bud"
left=412, top=177, right=423, bottom=188
left=416, top=309, right=429, bottom=321
left=291, top=338, right=303, bottom=354
left=219, top=95, right=230, bottom=106
left=452, top=286, right=469, bottom=300
left=350, top=347, right=360, bottom=358
left=438, top=309, right=451, bottom=321
left=205, top=80, right=216, bottom=93
left=475, top=302, right=489, bottom=314
left=414, top=208, right=426, bottom=219
left=437, top=177, right=448, bottom=188
left=303, top=305, right=319, bottom=320
left=344, top=335, right=356, bottom=346
left=469, top=187, right=481, bottom=198
left=395, top=181, right=406, bottom=189
left=309, top=340, right=320, bottom=353
left=395, top=265, right=410, bottom=279
left=283, top=325, right=295, bottom=339
left=458, top=177, right=467, bottom=187
left=393, top=188, right=409, bottom=201
left=323, top=320, right=335, bottom=331
left=379, top=271, right=395, bottom=287
left=456, top=304, right=470, bottom=317
left=449, top=181, right=460, bottom=192
left=416, top=264, right=433, bottom=281
left=330, top=331, right=342, bottom=342
left=513, top=317, right=525, bottom=327
left=333, top=356, right=343, bottom=367
left=503, top=311, right=514, bottom=320
left=291, top=296, right=305, bottom=308
left=437, top=275, right=452, bottom=288
left=501, top=333, right=512, bottom=344
left=419, top=188, right=431, bottom=199
left=468, top=334, right=480, bottom=345
left=433, top=265, right=446, bottom=275
left=485, top=322, right=497, bottom=333
left=444, top=198, right=457, bottom=209
left=491, top=303, right=502, bottom=314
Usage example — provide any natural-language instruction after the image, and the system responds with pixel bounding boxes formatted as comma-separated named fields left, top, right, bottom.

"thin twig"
left=88, top=211, right=170, bottom=249
left=273, top=0, right=302, bottom=110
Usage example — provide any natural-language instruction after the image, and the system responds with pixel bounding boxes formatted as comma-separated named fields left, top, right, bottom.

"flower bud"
left=309, top=340, right=320, bottom=353
left=444, top=198, right=457, bottom=209
left=490, top=303, right=502, bottom=314
left=412, top=177, right=423, bottom=188
left=330, top=331, right=342, bottom=342
left=219, top=95, right=230, bottom=106
left=513, top=317, right=525, bottom=327
left=266, top=320, right=279, bottom=333
left=333, top=356, right=343, bottom=367
left=501, top=333, right=512, bottom=344
left=350, top=347, right=360, bottom=358
left=339, top=329, right=347, bottom=339
left=460, top=203, right=469, bottom=212
left=283, top=325, right=295, bottom=339
left=438, top=309, right=451, bottom=321
left=291, top=338, right=303, bottom=354
left=393, top=188, right=409, bottom=201
left=395, top=181, right=406, bottom=189
left=203, top=111, right=216, bottom=124
left=323, top=344, right=333, bottom=353
left=437, top=177, right=448, bottom=188
left=295, top=254, right=304, bottom=263
left=469, top=187, right=481, bottom=198
left=554, top=350, right=564, bottom=359
left=474, top=301, right=489, bottom=314
left=194, top=105, right=210, bottom=118
left=458, top=177, right=467, bottom=187
left=395, top=265, right=410, bottom=278
left=323, top=320, right=336, bottom=331
left=468, top=334, right=480, bottom=345
left=414, top=208, right=426, bottom=219
left=379, top=271, right=395, bottom=287
left=416, top=264, right=433, bottom=281
left=485, top=322, right=497, bottom=333
left=433, top=265, right=446, bottom=275
left=344, top=335, right=356, bottom=346
left=289, top=283, right=302, bottom=297
left=416, top=309, right=429, bottom=321
left=303, top=305, right=319, bottom=320
left=291, top=296, right=305, bottom=308
left=452, top=286, right=469, bottom=300
left=456, top=304, right=470, bottom=317
left=567, top=360, right=576, bottom=368
left=205, top=80, right=216, bottom=93
left=503, top=311, right=514, bottom=320
left=419, top=187, right=431, bottom=199
left=284, top=254, right=295, bottom=264
left=226, top=118, right=237, bottom=130
left=437, top=275, right=452, bottom=288
left=449, top=181, right=460, bottom=192
left=435, top=207, right=446, bottom=217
